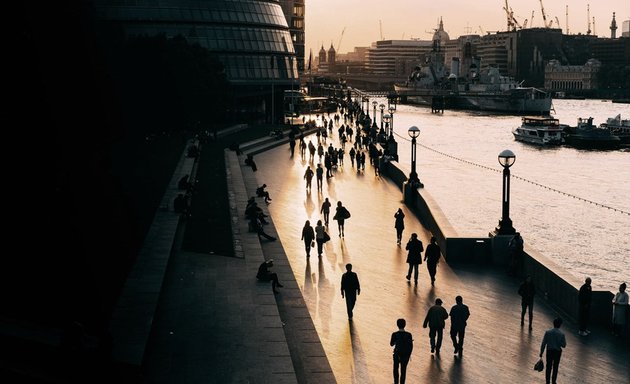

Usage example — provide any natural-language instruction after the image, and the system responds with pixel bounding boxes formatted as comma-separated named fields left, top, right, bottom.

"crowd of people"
left=241, top=99, right=628, bottom=383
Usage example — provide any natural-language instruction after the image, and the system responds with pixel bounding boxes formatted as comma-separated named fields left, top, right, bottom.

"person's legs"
left=458, top=328, right=466, bottom=353
left=413, top=264, right=419, bottom=284
left=545, top=350, right=554, bottom=384
left=429, top=327, right=436, bottom=352
left=324, top=212, right=329, bottom=225
left=521, top=303, right=527, bottom=326
left=317, top=240, right=323, bottom=256
left=527, top=302, right=534, bottom=329
left=551, top=350, right=561, bottom=384
left=304, top=241, right=311, bottom=257
left=345, top=294, right=356, bottom=318
left=392, top=354, right=400, bottom=384
left=399, top=356, right=409, bottom=384
left=406, top=264, right=413, bottom=280
left=435, top=328, right=443, bottom=353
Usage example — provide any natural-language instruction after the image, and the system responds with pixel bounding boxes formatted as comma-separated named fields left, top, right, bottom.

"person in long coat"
left=301, top=220, right=315, bottom=258
left=394, top=208, right=405, bottom=245
left=424, top=237, right=441, bottom=286
left=405, top=233, right=423, bottom=285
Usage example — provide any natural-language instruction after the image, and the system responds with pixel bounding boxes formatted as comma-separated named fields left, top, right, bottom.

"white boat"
left=512, top=116, right=564, bottom=145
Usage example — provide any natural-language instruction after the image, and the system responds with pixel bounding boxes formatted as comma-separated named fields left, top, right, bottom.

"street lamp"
left=388, top=106, right=396, bottom=138
left=365, top=96, right=370, bottom=117
left=407, top=126, right=422, bottom=188
left=379, top=103, right=385, bottom=129
left=496, top=149, right=516, bottom=235
left=383, top=114, right=391, bottom=135
left=372, top=101, right=378, bottom=127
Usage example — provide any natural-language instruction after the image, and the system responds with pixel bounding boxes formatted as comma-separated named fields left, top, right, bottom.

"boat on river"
left=599, top=114, right=630, bottom=145
left=393, top=47, right=552, bottom=115
left=563, top=117, right=621, bottom=150
left=512, top=116, right=564, bottom=145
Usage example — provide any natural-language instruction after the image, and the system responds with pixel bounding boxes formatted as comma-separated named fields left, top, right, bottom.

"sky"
left=305, top=0, right=630, bottom=55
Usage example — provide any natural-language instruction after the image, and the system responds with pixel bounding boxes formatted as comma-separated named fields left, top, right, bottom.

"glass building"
left=93, top=0, right=299, bottom=123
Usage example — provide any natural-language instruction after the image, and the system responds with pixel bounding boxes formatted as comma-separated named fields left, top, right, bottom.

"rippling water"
left=373, top=98, right=630, bottom=288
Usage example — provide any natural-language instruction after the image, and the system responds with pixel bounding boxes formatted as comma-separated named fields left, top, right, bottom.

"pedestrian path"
left=251, top=126, right=630, bottom=383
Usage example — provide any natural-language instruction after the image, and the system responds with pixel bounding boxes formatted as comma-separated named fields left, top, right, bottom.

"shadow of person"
left=304, top=193, right=315, bottom=216
left=348, top=321, right=374, bottom=384
left=448, top=353, right=463, bottom=382
left=317, top=257, right=334, bottom=336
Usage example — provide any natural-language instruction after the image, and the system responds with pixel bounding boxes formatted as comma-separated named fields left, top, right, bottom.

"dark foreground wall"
left=380, top=158, right=620, bottom=331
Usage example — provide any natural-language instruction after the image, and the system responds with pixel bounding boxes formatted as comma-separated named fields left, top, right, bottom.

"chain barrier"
left=392, top=131, right=630, bottom=216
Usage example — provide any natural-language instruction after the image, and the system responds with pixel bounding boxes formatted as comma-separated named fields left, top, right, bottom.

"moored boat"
left=599, top=114, right=630, bottom=145
left=512, top=116, right=564, bottom=145
left=563, top=117, right=621, bottom=150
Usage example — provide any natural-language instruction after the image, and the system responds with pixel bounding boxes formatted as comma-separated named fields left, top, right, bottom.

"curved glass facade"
left=94, top=0, right=298, bottom=83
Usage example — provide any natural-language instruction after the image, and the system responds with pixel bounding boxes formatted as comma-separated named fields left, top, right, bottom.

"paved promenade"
left=249, top=125, right=630, bottom=383
left=135, top=121, right=628, bottom=384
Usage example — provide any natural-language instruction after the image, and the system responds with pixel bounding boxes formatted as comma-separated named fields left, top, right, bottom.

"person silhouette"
left=301, top=220, right=315, bottom=258
left=341, top=263, right=360, bottom=320
left=405, top=233, right=423, bottom=285
left=390, top=318, right=413, bottom=384
left=394, top=208, right=405, bottom=245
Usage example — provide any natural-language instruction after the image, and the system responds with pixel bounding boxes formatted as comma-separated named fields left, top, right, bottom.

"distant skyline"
left=305, top=0, right=629, bottom=55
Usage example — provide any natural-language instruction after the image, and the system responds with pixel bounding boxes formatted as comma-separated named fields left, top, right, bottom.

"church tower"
left=610, top=12, right=617, bottom=39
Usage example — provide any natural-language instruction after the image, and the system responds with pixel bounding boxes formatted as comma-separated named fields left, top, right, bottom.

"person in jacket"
left=612, top=282, right=628, bottom=337
left=301, top=220, right=315, bottom=258
left=394, top=208, right=405, bottom=245
left=424, top=237, right=441, bottom=286
left=405, top=233, right=423, bottom=285
left=341, top=263, right=360, bottom=320
left=449, top=295, right=470, bottom=356
left=540, top=317, right=566, bottom=384
left=578, top=277, right=592, bottom=336
left=422, top=298, right=449, bottom=355
left=518, top=275, right=536, bottom=330
left=390, top=318, right=413, bottom=384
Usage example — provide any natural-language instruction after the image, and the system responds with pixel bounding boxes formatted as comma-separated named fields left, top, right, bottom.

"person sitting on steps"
left=256, top=184, right=272, bottom=203
left=257, top=259, right=283, bottom=294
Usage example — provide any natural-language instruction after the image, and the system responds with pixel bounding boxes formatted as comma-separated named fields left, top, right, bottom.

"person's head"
left=526, top=275, right=532, bottom=283
left=337, top=201, right=342, bottom=207
left=325, top=197, right=329, bottom=202
left=317, top=219, right=322, bottom=226
left=455, top=295, right=463, bottom=304
left=305, top=220, right=310, bottom=227
left=435, top=298, right=443, bottom=305
left=262, top=183, right=267, bottom=188
left=430, top=236, right=437, bottom=244
left=585, top=277, right=591, bottom=285
left=265, top=259, right=274, bottom=267
left=553, top=317, right=563, bottom=328
left=346, top=263, right=353, bottom=271
left=396, top=318, right=406, bottom=329
left=620, top=282, right=626, bottom=292
left=397, top=208, right=402, bottom=213
left=411, top=233, right=418, bottom=239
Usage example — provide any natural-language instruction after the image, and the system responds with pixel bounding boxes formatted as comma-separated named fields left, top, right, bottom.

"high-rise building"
left=278, top=0, right=305, bottom=72
left=93, top=0, right=298, bottom=123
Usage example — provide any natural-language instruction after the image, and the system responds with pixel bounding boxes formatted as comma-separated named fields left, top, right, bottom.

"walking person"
left=612, top=282, right=628, bottom=337
left=405, top=233, right=423, bottom=285
left=300, top=137, right=306, bottom=159
left=507, top=232, right=524, bottom=276
left=315, top=219, right=326, bottom=257
left=316, top=163, right=324, bottom=191
left=289, top=137, right=296, bottom=157
left=320, top=197, right=331, bottom=226
left=256, top=259, right=283, bottom=294
left=341, top=263, right=360, bottom=320
left=424, top=237, right=441, bottom=286
left=394, top=208, right=405, bottom=245
left=301, top=220, right=315, bottom=258
left=539, top=317, right=566, bottom=384
left=303, top=166, right=314, bottom=191
left=333, top=201, right=350, bottom=238
left=449, top=295, right=470, bottom=356
left=422, top=298, right=449, bottom=356
left=518, top=275, right=536, bottom=330
left=578, top=277, right=592, bottom=336
left=390, top=318, right=413, bottom=384
left=308, top=140, right=316, bottom=162
left=349, top=147, right=356, bottom=167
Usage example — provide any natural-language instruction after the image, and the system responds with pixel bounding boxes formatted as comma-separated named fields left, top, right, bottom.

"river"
left=368, top=98, right=629, bottom=289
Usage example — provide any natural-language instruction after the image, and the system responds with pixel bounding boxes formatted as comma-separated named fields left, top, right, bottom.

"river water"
left=369, top=98, right=629, bottom=289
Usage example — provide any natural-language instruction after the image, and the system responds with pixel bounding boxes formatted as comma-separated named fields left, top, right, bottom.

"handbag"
left=323, top=231, right=331, bottom=243
left=342, top=207, right=351, bottom=219
left=533, top=358, right=544, bottom=372
left=311, top=240, right=315, bottom=248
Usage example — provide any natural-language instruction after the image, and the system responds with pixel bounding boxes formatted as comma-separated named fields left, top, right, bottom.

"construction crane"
left=587, top=4, right=591, bottom=35
left=337, top=27, right=346, bottom=52
left=566, top=5, right=569, bottom=34
left=510, top=8, right=522, bottom=29
left=592, top=17, right=596, bottom=35
left=503, top=0, right=514, bottom=31
left=523, top=19, right=528, bottom=29
left=478, top=25, right=485, bottom=35
left=531, top=10, right=535, bottom=28
left=539, top=0, right=548, bottom=27
left=555, top=16, right=561, bottom=29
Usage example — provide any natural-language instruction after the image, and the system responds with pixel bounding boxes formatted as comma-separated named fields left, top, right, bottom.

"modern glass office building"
left=93, top=0, right=299, bottom=123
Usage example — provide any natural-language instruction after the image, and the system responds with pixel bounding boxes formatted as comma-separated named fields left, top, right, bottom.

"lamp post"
left=383, top=114, right=391, bottom=135
left=407, top=126, right=422, bottom=187
left=379, top=103, right=385, bottom=129
left=365, top=96, right=370, bottom=117
left=372, top=101, right=378, bottom=127
left=388, top=106, right=396, bottom=138
left=496, top=149, right=516, bottom=235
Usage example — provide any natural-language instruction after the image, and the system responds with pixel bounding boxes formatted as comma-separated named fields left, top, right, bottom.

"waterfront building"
left=623, top=20, right=630, bottom=38
left=93, top=0, right=298, bottom=124
left=317, top=45, right=327, bottom=72
left=506, top=28, right=564, bottom=87
left=443, top=35, right=481, bottom=78
left=590, top=37, right=630, bottom=66
left=366, top=40, right=433, bottom=76
left=278, top=0, right=305, bottom=73
left=544, top=59, right=601, bottom=92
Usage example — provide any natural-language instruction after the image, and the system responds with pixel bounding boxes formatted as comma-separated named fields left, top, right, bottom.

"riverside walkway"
left=137, top=121, right=629, bottom=384
left=247, top=125, right=629, bottom=383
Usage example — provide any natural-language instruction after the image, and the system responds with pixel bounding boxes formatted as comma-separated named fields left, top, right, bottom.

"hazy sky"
left=305, top=0, right=629, bottom=55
